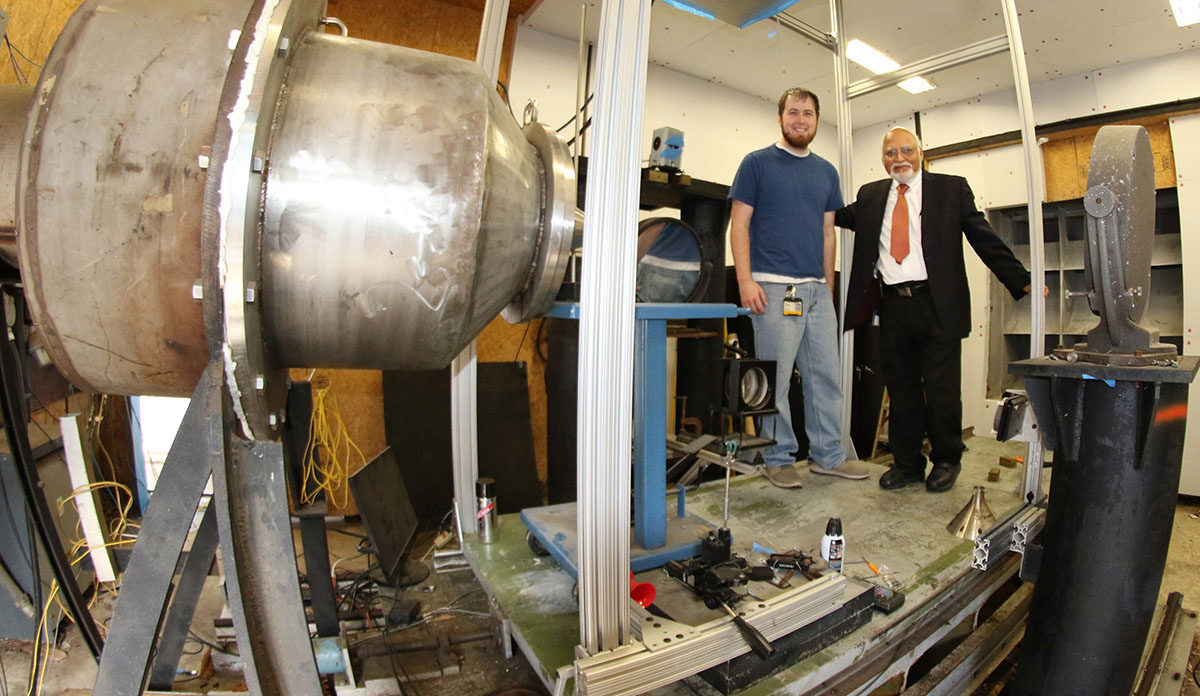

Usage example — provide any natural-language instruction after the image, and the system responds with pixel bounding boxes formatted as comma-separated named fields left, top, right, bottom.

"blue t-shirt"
left=729, top=145, right=843, bottom=279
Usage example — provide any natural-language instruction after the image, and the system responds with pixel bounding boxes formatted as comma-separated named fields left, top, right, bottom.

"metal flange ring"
left=501, top=121, right=577, bottom=323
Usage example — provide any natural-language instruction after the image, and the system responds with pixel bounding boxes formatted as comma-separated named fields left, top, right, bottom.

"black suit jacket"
left=835, top=172, right=1029, bottom=338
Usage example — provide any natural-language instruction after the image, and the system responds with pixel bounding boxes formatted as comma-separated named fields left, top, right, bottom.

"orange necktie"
left=890, top=183, right=910, bottom=264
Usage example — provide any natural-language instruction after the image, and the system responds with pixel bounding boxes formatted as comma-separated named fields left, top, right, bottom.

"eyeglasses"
left=884, top=147, right=917, bottom=158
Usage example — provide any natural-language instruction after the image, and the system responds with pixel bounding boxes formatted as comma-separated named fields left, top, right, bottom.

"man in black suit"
left=835, top=128, right=1030, bottom=492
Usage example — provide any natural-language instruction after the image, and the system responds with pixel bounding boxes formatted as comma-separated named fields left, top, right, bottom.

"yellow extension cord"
left=301, top=375, right=367, bottom=510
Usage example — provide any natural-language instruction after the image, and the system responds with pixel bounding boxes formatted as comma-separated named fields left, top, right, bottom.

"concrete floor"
left=6, top=435, right=1200, bottom=695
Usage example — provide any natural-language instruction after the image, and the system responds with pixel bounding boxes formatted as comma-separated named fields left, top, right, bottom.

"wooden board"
left=1041, top=115, right=1176, bottom=202
left=326, top=0, right=524, bottom=88
left=0, top=0, right=84, bottom=86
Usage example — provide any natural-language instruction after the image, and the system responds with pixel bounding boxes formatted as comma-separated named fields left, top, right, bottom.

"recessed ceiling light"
left=1170, top=0, right=1200, bottom=25
left=846, top=39, right=901, bottom=74
left=899, top=76, right=936, bottom=93
left=847, top=39, right=938, bottom=93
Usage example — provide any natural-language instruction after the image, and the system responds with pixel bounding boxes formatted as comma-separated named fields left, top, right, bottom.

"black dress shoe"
left=925, top=462, right=962, bottom=493
left=879, top=467, right=925, bottom=490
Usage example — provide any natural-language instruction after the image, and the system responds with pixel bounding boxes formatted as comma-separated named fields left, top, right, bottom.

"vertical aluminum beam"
left=451, top=348, right=480, bottom=535
left=999, top=0, right=1048, bottom=499
left=1000, top=0, right=1046, bottom=358
left=576, top=0, right=651, bottom=655
left=831, top=0, right=857, bottom=457
left=452, top=0, right=510, bottom=536
left=476, top=0, right=510, bottom=83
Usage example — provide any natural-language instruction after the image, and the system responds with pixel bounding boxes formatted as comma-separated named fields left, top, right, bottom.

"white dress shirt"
left=876, top=171, right=928, bottom=285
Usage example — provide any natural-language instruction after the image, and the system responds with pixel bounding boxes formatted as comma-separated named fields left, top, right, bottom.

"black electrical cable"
left=380, top=588, right=420, bottom=696
left=1192, top=655, right=1199, bottom=689
left=555, top=93, right=595, bottom=133
left=3, top=36, right=41, bottom=68
left=0, top=645, right=8, bottom=696
left=566, top=117, right=592, bottom=146
left=496, top=80, right=515, bottom=119
left=512, top=320, right=535, bottom=362
left=4, top=37, right=27, bottom=85
left=187, top=629, right=238, bottom=657
left=534, top=315, right=550, bottom=364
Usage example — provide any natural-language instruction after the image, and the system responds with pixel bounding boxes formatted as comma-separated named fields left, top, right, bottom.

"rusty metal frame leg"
left=98, top=359, right=322, bottom=695
left=94, top=361, right=223, bottom=695
left=147, top=501, right=220, bottom=690
left=213, top=432, right=322, bottom=695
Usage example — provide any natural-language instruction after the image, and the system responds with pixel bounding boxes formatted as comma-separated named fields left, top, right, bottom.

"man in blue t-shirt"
left=729, top=87, right=868, bottom=489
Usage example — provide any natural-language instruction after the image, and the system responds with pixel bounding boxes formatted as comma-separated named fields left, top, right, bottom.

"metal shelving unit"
left=986, top=189, right=1184, bottom=397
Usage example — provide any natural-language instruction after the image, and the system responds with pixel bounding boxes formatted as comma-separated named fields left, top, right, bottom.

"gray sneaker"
left=763, top=465, right=804, bottom=489
left=809, top=459, right=870, bottom=480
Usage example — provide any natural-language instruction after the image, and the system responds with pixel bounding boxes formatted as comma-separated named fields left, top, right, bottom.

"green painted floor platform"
left=466, top=436, right=1037, bottom=695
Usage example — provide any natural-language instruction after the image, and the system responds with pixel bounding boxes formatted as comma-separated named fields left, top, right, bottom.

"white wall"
left=1171, top=113, right=1200, bottom=496
left=509, top=26, right=842, bottom=198
left=510, top=26, right=844, bottom=271
left=923, top=146, right=1029, bottom=437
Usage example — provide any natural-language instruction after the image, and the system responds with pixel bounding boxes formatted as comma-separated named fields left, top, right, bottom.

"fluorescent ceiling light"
left=1170, top=0, right=1200, bottom=26
left=847, top=39, right=937, bottom=94
left=898, top=76, right=936, bottom=94
left=846, top=39, right=901, bottom=74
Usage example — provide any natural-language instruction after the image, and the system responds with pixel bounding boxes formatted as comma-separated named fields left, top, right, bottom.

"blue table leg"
left=634, top=317, right=667, bottom=549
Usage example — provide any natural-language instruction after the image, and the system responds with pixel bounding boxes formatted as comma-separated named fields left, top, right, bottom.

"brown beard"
left=781, top=125, right=814, bottom=149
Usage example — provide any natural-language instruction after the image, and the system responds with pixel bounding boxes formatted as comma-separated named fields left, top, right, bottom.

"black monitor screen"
left=347, top=447, right=419, bottom=585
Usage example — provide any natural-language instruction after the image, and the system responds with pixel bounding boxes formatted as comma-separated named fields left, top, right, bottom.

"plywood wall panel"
left=0, top=0, right=83, bottom=86
left=1043, top=116, right=1177, bottom=202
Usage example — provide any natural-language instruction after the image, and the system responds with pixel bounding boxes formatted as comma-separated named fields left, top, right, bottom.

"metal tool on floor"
left=664, top=526, right=776, bottom=659
left=766, top=550, right=821, bottom=581
left=947, top=486, right=997, bottom=540
left=718, top=601, right=775, bottom=659
left=722, top=440, right=735, bottom=528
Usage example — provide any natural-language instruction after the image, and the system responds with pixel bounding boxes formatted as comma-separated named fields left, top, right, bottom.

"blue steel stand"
left=521, top=302, right=744, bottom=576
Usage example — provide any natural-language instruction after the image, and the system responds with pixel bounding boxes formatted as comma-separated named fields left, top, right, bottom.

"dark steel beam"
left=94, top=360, right=224, bottom=694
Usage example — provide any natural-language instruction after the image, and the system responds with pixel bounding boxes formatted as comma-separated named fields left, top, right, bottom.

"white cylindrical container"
left=821, top=517, right=844, bottom=573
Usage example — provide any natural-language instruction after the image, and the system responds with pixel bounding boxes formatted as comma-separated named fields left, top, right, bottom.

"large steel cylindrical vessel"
left=16, top=0, right=575, bottom=434
left=263, top=33, right=542, bottom=369
left=17, top=0, right=246, bottom=396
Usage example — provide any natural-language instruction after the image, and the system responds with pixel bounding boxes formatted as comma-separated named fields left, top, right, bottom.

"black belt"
left=882, top=280, right=929, bottom=297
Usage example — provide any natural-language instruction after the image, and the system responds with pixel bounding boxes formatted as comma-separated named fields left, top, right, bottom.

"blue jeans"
left=750, top=281, right=846, bottom=469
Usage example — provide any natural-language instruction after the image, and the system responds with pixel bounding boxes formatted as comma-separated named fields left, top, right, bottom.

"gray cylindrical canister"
left=476, top=478, right=498, bottom=543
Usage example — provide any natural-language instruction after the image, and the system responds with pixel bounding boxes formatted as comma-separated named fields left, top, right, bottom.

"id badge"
left=782, top=285, right=803, bottom=316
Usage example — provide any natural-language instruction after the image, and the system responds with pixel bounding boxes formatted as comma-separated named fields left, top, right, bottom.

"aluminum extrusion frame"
left=575, top=0, right=652, bottom=655
left=575, top=575, right=847, bottom=695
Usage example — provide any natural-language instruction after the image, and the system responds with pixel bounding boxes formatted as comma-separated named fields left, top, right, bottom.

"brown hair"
left=777, top=88, right=821, bottom=117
